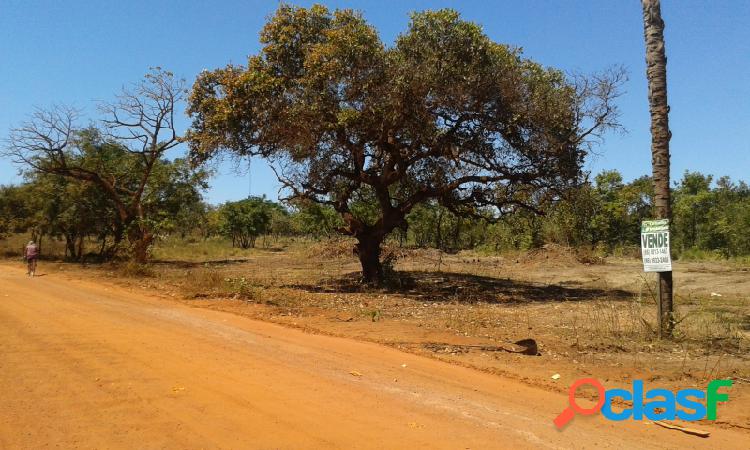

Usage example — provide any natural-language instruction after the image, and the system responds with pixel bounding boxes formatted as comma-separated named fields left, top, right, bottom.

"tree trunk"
left=103, top=221, right=124, bottom=259
left=99, top=234, right=108, bottom=257
left=356, top=235, right=384, bottom=284
left=65, top=233, right=76, bottom=260
left=113, top=222, right=124, bottom=246
left=76, top=235, right=84, bottom=260
left=453, top=218, right=461, bottom=250
left=642, top=0, right=674, bottom=337
left=435, top=208, right=443, bottom=250
left=129, top=226, right=153, bottom=264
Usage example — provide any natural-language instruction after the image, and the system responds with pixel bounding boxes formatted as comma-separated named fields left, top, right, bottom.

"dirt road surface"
left=0, top=264, right=746, bottom=449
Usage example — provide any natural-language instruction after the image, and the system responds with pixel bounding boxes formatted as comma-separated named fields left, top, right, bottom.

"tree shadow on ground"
left=291, top=270, right=632, bottom=304
left=149, top=248, right=285, bottom=268
left=149, top=258, right=253, bottom=268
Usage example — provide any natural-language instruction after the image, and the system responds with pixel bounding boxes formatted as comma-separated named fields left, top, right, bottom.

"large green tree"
left=187, top=5, right=624, bottom=283
left=219, top=197, right=275, bottom=249
left=24, top=173, right=115, bottom=260
left=0, top=184, right=34, bottom=239
left=672, top=171, right=713, bottom=252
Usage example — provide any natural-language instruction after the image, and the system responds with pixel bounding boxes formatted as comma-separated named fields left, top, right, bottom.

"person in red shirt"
left=24, top=240, right=39, bottom=277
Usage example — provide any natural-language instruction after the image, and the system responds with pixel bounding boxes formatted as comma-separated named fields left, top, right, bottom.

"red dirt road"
left=0, top=264, right=746, bottom=449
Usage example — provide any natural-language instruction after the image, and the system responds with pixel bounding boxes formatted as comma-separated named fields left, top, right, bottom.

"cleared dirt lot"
left=166, top=243, right=749, bottom=429
left=1, top=262, right=748, bottom=449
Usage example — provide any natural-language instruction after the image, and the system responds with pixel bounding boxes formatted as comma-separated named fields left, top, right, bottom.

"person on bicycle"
left=24, top=240, right=39, bottom=277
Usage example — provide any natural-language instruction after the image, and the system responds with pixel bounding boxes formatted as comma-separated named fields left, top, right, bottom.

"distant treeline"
left=1, top=169, right=748, bottom=260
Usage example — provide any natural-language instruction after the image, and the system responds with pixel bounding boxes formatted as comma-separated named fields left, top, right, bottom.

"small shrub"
left=575, top=247, right=606, bottom=265
left=306, top=237, right=356, bottom=259
left=183, top=268, right=226, bottom=297
left=119, top=261, right=156, bottom=278
left=674, top=248, right=724, bottom=262
left=224, top=276, right=263, bottom=300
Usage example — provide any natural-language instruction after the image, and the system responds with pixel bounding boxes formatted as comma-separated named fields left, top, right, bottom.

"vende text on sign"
left=641, top=219, right=672, bottom=272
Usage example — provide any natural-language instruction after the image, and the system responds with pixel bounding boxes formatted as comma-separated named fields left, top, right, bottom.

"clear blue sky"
left=1, top=0, right=748, bottom=204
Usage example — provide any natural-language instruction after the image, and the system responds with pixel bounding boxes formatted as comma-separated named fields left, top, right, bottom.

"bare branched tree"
left=4, top=68, right=186, bottom=262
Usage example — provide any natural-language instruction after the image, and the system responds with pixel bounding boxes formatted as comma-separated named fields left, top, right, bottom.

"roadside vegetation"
left=2, top=168, right=748, bottom=263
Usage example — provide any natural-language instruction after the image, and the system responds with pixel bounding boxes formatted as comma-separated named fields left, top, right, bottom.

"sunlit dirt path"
left=0, top=263, right=745, bottom=449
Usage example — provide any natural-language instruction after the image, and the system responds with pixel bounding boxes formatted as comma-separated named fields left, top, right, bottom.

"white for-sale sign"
left=641, top=219, right=672, bottom=272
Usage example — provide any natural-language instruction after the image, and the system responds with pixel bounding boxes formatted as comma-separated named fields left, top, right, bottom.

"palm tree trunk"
left=642, top=0, right=674, bottom=337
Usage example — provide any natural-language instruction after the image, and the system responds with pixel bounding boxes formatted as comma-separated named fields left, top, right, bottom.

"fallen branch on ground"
left=652, top=420, right=710, bottom=438
left=423, top=338, right=540, bottom=356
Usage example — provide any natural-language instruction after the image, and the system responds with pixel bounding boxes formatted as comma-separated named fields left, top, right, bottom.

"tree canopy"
left=219, top=197, right=276, bottom=249
left=193, top=6, right=623, bottom=281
